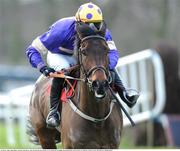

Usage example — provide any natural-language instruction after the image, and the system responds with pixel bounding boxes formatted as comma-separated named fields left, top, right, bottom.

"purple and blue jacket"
left=26, top=17, right=119, bottom=70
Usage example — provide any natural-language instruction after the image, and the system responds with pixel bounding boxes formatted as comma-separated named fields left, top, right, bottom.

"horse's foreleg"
left=37, top=126, right=57, bottom=149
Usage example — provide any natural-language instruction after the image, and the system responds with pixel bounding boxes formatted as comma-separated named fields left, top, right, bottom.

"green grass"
left=0, top=122, right=133, bottom=149
left=0, top=122, right=39, bottom=149
left=0, top=122, right=169, bottom=149
left=0, top=122, right=129, bottom=149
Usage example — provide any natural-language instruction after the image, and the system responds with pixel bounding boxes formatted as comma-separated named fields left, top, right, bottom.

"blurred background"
left=0, top=0, right=180, bottom=149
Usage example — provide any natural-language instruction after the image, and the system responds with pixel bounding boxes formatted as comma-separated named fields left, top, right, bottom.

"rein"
left=50, top=71, right=115, bottom=123
left=50, top=35, right=135, bottom=126
left=50, top=65, right=85, bottom=82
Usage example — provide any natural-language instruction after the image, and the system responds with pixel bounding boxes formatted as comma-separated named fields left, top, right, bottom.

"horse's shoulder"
left=30, top=75, right=52, bottom=117
left=34, top=75, right=52, bottom=90
left=30, top=75, right=51, bottom=106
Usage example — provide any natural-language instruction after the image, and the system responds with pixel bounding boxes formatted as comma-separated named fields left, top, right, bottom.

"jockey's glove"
left=40, top=66, right=55, bottom=77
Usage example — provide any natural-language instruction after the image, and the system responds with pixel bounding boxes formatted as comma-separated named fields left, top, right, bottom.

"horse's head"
left=76, top=21, right=111, bottom=100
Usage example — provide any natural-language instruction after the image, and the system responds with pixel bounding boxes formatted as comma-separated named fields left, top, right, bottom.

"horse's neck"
left=77, top=81, right=109, bottom=118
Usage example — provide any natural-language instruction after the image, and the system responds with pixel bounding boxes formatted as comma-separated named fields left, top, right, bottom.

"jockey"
left=26, top=2, right=139, bottom=128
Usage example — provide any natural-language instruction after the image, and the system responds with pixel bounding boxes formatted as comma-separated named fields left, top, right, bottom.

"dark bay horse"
left=27, top=21, right=123, bottom=149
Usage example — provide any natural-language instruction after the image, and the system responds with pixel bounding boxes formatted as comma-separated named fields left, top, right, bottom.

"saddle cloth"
left=60, top=80, right=77, bottom=102
left=46, top=80, right=77, bottom=102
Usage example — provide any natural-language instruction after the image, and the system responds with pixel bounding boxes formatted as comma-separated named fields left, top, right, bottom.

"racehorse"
left=27, top=21, right=123, bottom=149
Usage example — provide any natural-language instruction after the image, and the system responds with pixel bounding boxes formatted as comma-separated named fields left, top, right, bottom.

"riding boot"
left=46, top=77, right=64, bottom=128
left=110, top=69, right=139, bottom=108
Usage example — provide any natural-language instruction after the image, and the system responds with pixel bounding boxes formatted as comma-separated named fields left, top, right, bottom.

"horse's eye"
left=81, top=49, right=87, bottom=56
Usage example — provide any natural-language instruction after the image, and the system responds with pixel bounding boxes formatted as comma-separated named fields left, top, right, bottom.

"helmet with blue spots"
left=75, top=2, right=103, bottom=23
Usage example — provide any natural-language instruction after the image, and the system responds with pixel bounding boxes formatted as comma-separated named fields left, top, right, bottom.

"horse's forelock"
left=75, top=21, right=107, bottom=39
left=75, top=22, right=96, bottom=39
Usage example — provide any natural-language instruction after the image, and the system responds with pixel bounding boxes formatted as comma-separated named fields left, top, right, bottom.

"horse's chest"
left=68, top=125, right=120, bottom=148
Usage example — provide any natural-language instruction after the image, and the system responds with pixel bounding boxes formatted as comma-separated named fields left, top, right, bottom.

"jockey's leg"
left=46, top=78, right=63, bottom=128
left=110, top=69, right=139, bottom=108
left=46, top=51, right=77, bottom=128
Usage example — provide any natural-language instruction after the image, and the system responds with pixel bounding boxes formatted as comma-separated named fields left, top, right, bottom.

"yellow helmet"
left=75, top=2, right=103, bottom=23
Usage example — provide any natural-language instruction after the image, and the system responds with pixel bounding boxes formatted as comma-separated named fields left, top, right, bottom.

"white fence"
left=0, top=49, right=166, bottom=145
left=0, top=85, right=34, bottom=145
left=116, top=49, right=166, bottom=126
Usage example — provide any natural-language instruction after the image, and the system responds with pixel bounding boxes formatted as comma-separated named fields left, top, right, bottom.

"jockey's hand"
left=59, top=68, right=68, bottom=75
left=40, top=66, right=55, bottom=77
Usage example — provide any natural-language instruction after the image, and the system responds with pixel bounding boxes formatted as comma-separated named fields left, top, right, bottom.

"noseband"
left=78, top=35, right=112, bottom=87
left=81, top=35, right=106, bottom=43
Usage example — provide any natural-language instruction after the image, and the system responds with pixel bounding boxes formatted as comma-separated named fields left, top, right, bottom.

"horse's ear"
left=75, top=22, right=96, bottom=39
left=75, top=21, right=107, bottom=38
left=97, top=21, right=107, bottom=37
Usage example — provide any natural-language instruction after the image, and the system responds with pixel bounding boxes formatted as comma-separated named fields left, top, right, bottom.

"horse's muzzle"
left=91, top=80, right=109, bottom=100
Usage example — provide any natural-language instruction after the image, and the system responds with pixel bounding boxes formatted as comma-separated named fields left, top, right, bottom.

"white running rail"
left=116, top=49, right=166, bottom=126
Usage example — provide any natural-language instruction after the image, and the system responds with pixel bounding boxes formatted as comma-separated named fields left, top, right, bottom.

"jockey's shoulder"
left=59, top=16, right=76, bottom=22
left=52, top=16, right=75, bottom=28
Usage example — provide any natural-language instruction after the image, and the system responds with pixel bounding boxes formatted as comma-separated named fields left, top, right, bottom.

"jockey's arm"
left=26, top=19, right=68, bottom=70
left=105, top=29, right=119, bottom=70
left=26, top=45, right=46, bottom=70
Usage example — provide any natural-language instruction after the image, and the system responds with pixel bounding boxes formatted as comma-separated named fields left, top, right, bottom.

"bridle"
left=78, top=35, right=112, bottom=88
left=62, top=34, right=115, bottom=123
left=63, top=34, right=135, bottom=125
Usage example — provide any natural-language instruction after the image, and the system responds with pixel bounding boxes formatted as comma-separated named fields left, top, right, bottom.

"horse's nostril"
left=92, top=80, right=99, bottom=89
left=103, top=80, right=109, bottom=88
left=92, top=80, right=109, bottom=90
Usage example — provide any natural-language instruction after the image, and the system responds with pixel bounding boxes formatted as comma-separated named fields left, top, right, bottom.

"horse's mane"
left=73, top=34, right=81, bottom=59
